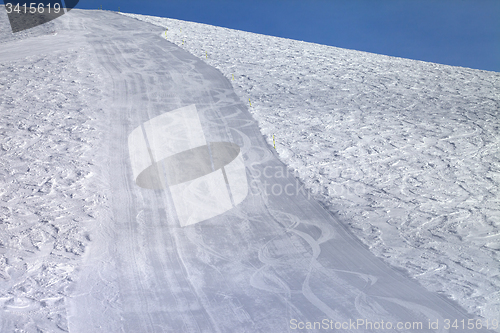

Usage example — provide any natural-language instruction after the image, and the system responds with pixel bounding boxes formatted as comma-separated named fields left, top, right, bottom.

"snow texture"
left=121, top=13, right=500, bottom=322
left=0, top=6, right=498, bottom=331
left=0, top=8, right=109, bottom=332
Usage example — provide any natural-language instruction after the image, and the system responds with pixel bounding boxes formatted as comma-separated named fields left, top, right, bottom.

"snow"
left=121, top=12, right=500, bottom=322
left=0, top=6, right=498, bottom=331
left=0, top=8, right=109, bottom=332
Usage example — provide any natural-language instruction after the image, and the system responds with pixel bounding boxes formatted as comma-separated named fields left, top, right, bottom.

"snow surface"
left=0, top=6, right=498, bottom=332
left=0, top=9, right=109, bottom=332
left=120, top=13, right=500, bottom=322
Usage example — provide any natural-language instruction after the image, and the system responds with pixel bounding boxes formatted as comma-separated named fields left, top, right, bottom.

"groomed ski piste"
left=0, top=7, right=498, bottom=333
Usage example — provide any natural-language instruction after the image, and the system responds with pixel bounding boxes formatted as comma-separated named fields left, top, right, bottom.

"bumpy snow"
left=121, top=13, right=500, bottom=321
left=0, top=9, right=109, bottom=331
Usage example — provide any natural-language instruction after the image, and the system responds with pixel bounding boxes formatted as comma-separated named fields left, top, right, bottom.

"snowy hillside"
left=1, top=6, right=499, bottom=332
left=121, top=13, right=500, bottom=321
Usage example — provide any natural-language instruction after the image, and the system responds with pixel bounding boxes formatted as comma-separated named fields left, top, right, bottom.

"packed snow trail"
left=1, top=9, right=496, bottom=333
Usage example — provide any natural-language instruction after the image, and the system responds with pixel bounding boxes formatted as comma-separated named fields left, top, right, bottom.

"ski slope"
left=121, top=12, right=500, bottom=324
left=0, top=7, right=498, bottom=332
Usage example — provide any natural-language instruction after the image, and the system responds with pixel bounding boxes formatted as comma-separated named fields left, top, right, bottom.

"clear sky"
left=76, top=0, right=499, bottom=72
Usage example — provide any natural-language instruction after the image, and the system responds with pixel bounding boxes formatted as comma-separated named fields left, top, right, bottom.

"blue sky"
left=76, top=0, right=499, bottom=72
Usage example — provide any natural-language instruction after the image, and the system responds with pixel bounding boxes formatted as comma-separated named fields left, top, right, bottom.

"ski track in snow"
left=121, top=13, right=500, bottom=322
